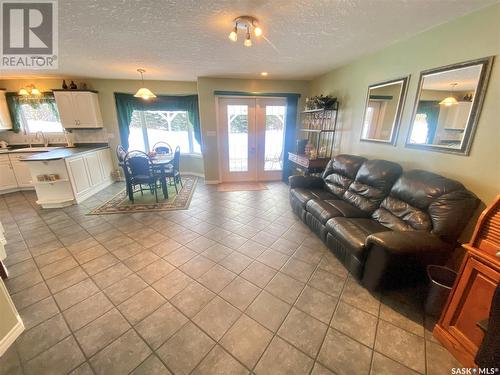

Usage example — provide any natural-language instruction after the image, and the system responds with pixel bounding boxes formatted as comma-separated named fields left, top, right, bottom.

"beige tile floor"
left=0, top=180, right=461, bottom=375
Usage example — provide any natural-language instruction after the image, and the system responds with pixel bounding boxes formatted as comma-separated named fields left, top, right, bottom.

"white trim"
left=204, top=180, right=220, bottom=184
left=0, top=320, right=24, bottom=357
left=0, top=281, right=24, bottom=357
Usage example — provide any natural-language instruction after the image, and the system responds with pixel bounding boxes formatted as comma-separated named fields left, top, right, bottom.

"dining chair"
left=165, top=146, right=182, bottom=193
left=152, top=141, right=173, bottom=155
left=116, top=144, right=127, bottom=162
left=123, top=150, right=160, bottom=203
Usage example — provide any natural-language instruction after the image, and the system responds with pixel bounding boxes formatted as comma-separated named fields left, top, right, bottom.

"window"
left=410, top=113, right=430, bottom=144
left=128, top=110, right=201, bottom=154
left=18, top=100, right=63, bottom=133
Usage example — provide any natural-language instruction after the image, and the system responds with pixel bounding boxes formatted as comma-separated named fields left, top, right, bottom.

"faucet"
left=35, top=131, right=49, bottom=147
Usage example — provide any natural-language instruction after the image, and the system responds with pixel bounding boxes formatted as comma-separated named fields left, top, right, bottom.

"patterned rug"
left=88, top=176, right=197, bottom=214
left=216, top=182, right=268, bottom=192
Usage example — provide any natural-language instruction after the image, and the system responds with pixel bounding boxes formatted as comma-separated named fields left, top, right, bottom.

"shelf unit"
left=299, top=105, right=338, bottom=159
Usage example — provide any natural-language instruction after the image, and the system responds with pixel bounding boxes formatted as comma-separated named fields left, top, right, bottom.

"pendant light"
left=134, top=69, right=156, bottom=100
left=439, top=83, right=459, bottom=106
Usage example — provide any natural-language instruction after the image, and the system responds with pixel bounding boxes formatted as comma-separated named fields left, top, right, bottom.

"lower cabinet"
left=66, top=149, right=114, bottom=203
left=66, top=156, right=92, bottom=196
left=0, top=156, right=18, bottom=191
left=10, top=153, right=34, bottom=188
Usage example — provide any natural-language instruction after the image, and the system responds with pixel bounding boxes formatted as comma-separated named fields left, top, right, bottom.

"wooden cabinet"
left=0, top=156, right=17, bottom=191
left=53, top=90, right=103, bottom=129
left=434, top=196, right=500, bottom=367
left=0, top=91, right=12, bottom=130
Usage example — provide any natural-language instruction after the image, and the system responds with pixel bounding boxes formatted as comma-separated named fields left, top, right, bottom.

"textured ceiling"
left=1, top=0, right=496, bottom=81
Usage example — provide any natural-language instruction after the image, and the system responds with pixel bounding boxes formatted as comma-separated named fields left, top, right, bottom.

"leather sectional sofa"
left=289, top=154, right=479, bottom=291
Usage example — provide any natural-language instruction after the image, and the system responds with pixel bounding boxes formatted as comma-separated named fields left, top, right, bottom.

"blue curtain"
left=214, top=91, right=300, bottom=182
left=416, top=100, right=440, bottom=144
left=114, top=93, right=200, bottom=150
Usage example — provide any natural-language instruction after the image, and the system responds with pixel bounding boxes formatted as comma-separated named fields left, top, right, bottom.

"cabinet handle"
left=496, top=250, right=500, bottom=258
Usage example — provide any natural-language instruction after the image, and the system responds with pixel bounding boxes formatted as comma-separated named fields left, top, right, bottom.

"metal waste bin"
left=425, top=265, right=457, bottom=317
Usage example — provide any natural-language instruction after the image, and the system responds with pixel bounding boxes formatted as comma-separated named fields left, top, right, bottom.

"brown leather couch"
left=289, top=154, right=479, bottom=291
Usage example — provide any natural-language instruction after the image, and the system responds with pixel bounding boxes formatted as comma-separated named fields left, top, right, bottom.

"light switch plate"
left=206, top=131, right=216, bottom=137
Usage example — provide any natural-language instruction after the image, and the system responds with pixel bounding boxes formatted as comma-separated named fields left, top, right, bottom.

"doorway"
left=218, top=97, right=286, bottom=182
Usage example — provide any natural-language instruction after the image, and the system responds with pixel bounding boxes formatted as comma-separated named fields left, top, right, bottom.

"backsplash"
left=0, top=128, right=110, bottom=145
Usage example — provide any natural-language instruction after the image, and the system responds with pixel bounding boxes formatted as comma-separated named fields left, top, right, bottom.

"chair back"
left=116, top=145, right=127, bottom=162
left=152, top=141, right=172, bottom=155
left=172, top=146, right=181, bottom=171
left=124, top=150, right=153, bottom=178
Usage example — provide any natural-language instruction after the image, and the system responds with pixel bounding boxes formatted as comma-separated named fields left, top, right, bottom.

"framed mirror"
left=360, top=76, right=409, bottom=145
left=406, top=57, right=493, bottom=155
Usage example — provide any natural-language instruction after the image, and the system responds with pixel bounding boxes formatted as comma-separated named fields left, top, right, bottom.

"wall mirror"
left=360, top=76, right=409, bottom=145
left=406, top=57, right=493, bottom=155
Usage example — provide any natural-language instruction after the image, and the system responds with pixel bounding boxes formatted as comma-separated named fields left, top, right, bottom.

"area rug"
left=88, top=176, right=197, bottom=214
left=216, top=182, right=268, bottom=192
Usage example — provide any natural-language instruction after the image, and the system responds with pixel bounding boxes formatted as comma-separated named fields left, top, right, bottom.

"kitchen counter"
left=22, top=146, right=110, bottom=161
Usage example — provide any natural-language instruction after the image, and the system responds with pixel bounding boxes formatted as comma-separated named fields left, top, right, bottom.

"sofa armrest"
left=288, top=175, right=324, bottom=189
left=366, top=231, right=453, bottom=254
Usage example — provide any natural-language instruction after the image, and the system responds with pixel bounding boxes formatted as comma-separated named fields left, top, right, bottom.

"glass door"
left=256, top=98, right=286, bottom=181
left=218, top=97, right=286, bottom=182
left=219, top=98, right=257, bottom=182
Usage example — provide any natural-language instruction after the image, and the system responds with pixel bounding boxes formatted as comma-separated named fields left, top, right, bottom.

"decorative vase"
left=62, top=80, right=68, bottom=89
left=69, top=81, right=77, bottom=89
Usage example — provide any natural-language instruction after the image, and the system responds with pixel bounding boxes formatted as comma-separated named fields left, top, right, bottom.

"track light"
left=228, top=16, right=262, bottom=47
left=244, top=27, right=252, bottom=47
left=228, top=25, right=238, bottom=42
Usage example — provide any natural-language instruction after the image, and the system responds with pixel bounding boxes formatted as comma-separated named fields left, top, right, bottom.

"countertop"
left=22, top=146, right=110, bottom=161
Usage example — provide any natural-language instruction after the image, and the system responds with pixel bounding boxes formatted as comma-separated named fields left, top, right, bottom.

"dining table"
left=151, top=154, right=174, bottom=200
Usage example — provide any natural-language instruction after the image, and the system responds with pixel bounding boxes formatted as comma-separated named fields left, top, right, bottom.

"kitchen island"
left=22, top=146, right=114, bottom=208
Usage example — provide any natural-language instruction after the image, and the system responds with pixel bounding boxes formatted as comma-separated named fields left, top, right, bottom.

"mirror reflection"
left=407, top=57, right=492, bottom=154
left=360, top=77, right=408, bottom=144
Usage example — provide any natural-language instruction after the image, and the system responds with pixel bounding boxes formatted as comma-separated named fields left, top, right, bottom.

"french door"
left=218, top=97, right=287, bottom=182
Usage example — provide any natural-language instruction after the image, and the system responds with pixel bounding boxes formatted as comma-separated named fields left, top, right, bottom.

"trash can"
left=425, top=265, right=457, bottom=317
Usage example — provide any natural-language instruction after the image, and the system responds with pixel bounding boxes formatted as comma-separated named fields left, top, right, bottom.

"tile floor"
left=0, top=180, right=461, bottom=375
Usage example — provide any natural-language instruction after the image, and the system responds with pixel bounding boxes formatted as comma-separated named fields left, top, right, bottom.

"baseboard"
left=0, top=315, right=24, bottom=357
left=204, top=180, right=220, bottom=185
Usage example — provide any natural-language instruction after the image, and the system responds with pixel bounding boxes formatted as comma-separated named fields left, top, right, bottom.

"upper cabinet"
left=53, top=90, right=103, bottom=129
left=0, top=91, right=13, bottom=130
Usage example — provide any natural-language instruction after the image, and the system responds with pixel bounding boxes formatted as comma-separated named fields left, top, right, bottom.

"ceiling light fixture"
left=228, top=15, right=262, bottom=47
left=439, top=82, right=459, bottom=106
left=134, top=69, right=156, bottom=100
left=18, top=84, right=42, bottom=97
left=260, top=72, right=268, bottom=76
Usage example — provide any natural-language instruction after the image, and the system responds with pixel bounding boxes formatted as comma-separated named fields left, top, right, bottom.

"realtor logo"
left=1, top=0, right=58, bottom=69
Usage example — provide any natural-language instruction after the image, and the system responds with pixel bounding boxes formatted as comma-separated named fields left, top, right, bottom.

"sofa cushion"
left=343, top=159, right=403, bottom=214
left=306, top=199, right=369, bottom=224
left=322, top=155, right=367, bottom=197
left=326, top=217, right=390, bottom=260
left=372, top=170, right=479, bottom=242
left=290, top=188, right=336, bottom=208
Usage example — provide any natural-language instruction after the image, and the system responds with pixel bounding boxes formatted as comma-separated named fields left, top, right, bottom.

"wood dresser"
left=433, top=195, right=500, bottom=366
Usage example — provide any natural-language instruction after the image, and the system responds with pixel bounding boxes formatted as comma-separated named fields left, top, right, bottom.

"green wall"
left=309, top=3, right=500, bottom=205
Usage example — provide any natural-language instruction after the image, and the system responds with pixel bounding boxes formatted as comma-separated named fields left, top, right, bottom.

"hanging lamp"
left=134, top=69, right=156, bottom=100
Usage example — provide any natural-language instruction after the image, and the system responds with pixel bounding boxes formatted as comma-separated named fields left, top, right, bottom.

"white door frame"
left=216, top=96, right=286, bottom=183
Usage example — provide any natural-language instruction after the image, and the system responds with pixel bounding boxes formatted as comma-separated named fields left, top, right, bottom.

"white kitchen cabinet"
left=53, top=90, right=103, bottom=129
left=9, top=153, right=33, bottom=188
left=0, top=156, right=17, bottom=191
left=0, top=91, right=12, bottom=130
left=98, top=148, right=114, bottom=182
left=84, top=153, right=104, bottom=187
left=67, top=156, right=92, bottom=195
